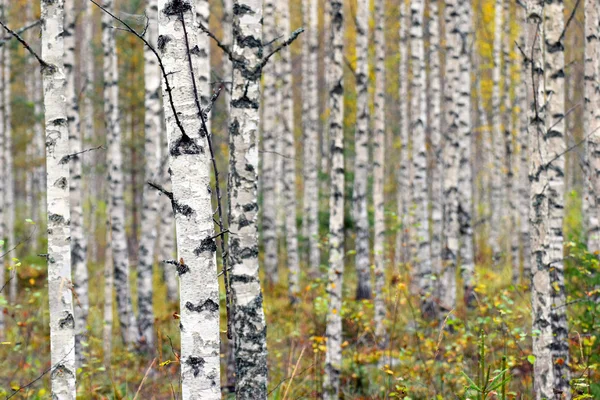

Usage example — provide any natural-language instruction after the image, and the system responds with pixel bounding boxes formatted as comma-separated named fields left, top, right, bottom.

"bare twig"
left=133, top=358, right=157, bottom=400
left=59, top=145, right=106, bottom=165
left=257, top=28, right=304, bottom=72
left=0, top=19, right=48, bottom=68
left=197, top=20, right=234, bottom=61
left=147, top=181, right=174, bottom=201
left=0, top=19, right=40, bottom=48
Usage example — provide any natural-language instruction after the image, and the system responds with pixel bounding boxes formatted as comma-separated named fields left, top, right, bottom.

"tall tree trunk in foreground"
left=0, top=13, right=4, bottom=336
left=157, top=1, right=221, bottom=398
left=373, top=0, right=386, bottom=345
left=103, top=221, right=113, bottom=366
left=278, top=0, right=301, bottom=301
left=353, top=0, right=371, bottom=300
left=41, top=0, right=76, bottom=396
left=543, top=0, right=570, bottom=395
left=228, top=0, right=268, bottom=396
left=302, top=0, right=320, bottom=275
left=428, top=0, right=443, bottom=288
left=261, top=0, right=279, bottom=285
left=137, top=0, right=162, bottom=351
left=323, top=0, right=344, bottom=395
left=441, top=0, right=459, bottom=313
left=410, top=0, right=433, bottom=317
left=65, top=0, right=89, bottom=368
left=103, top=0, right=136, bottom=346
left=395, top=0, right=410, bottom=267
left=457, top=0, right=475, bottom=306
left=490, top=0, right=504, bottom=260
left=585, top=0, right=600, bottom=252
left=2, top=0, right=15, bottom=304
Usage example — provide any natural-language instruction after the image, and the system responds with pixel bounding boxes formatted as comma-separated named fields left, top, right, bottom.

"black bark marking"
left=49, top=213, right=65, bottom=224
left=163, top=0, right=192, bottom=16
left=186, top=356, right=205, bottom=378
left=59, top=312, right=75, bottom=329
left=157, top=35, right=171, bottom=52
left=170, top=133, right=203, bottom=157
left=177, top=262, right=190, bottom=276
left=194, top=236, right=217, bottom=255
left=185, top=299, right=219, bottom=313
left=54, top=177, right=68, bottom=190
left=173, top=199, right=194, bottom=217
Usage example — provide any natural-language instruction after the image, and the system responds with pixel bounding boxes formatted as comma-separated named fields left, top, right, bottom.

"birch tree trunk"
left=278, top=0, right=301, bottom=301
left=395, top=0, right=410, bottom=267
left=102, top=0, right=137, bottom=346
left=428, top=0, right=443, bottom=287
left=228, top=0, right=268, bottom=395
left=2, top=0, right=15, bottom=304
left=157, top=1, right=221, bottom=398
left=490, top=0, right=504, bottom=260
left=353, top=0, right=371, bottom=300
left=301, top=0, right=320, bottom=276
left=137, top=0, right=162, bottom=351
left=103, top=221, right=113, bottom=366
left=261, top=0, right=279, bottom=285
left=323, top=0, right=345, bottom=395
left=543, top=0, right=570, bottom=394
left=65, top=0, right=89, bottom=368
left=457, top=0, right=475, bottom=306
left=441, top=0, right=459, bottom=313
left=373, top=0, right=386, bottom=345
left=410, top=0, right=433, bottom=317
left=0, top=19, right=4, bottom=336
left=41, top=0, right=76, bottom=395
left=585, top=0, right=600, bottom=252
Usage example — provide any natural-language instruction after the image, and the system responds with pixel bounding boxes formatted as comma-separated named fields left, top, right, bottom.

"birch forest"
left=1, top=0, right=600, bottom=398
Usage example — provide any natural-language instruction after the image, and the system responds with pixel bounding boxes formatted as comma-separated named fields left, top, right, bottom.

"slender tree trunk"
left=278, top=0, right=301, bottom=301
left=395, top=0, right=410, bottom=267
left=457, top=0, right=475, bottom=306
left=158, top=1, right=222, bottom=398
left=410, top=0, right=433, bottom=317
left=25, top=1, right=35, bottom=232
left=103, top=221, right=113, bottom=367
left=102, top=0, right=136, bottom=346
left=543, top=0, right=570, bottom=395
left=227, top=0, right=269, bottom=395
left=490, top=0, right=504, bottom=260
left=65, top=0, right=89, bottom=369
left=158, top=1, right=221, bottom=398
left=323, top=0, right=344, bottom=395
left=2, top=0, right=15, bottom=304
left=353, top=0, right=371, bottom=300
left=222, top=0, right=233, bottom=104
left=81, top=0, right=96, bottom=264
left=41, top=0, right=76, bottom=395
left=441, top=0, right=459, bottom=313
left=262, top=0, right=279, bottom=285
left=0, top=18, right=4, bottom=336
left=159, top=141, right=178, bottom=302
left=373, top=0, right=386, bottom=346
left=585, top=0, right=600, bottom=252
left=302, top=0, right=320, bottom=276
left=137, top=0, right=162, bottom=352
left=428, top=0, right=443, bottom=290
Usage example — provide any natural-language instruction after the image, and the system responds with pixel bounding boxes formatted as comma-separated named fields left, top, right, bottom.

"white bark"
left=395, top=1, right=410, bottom=267
left=65, top=0, right=89, bottom=369
left=261, top=0, right=279, bottom=284
left=0, top=12, right=4, bottom=335
left=353, top=0, right=371, bottom=300
left=103, top=221, right=113, bottom=366
left=137, top=0, right=162, bottom=351
left=373, top=0, right=386, bottom=346
left=228, top=0, right=268, bottom=394
left=41, top=0, right=76, bottom=396
left=301, top=0, right=320, bottom=275
left=278, top=0, right=301, bottom=301
left=323, top=0, right=344, bottom=396
left=157, top=1, right=221, bottom=398
left=490, top=0, right=504, bottom=259
left=102, top=0, right=136, bottom=346
left=585, top=0, right=600, bottom=252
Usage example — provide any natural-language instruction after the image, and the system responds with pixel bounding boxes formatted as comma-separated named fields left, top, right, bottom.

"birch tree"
left=301, top=0, right=320, bottom=275
left=228, top=0, right=268, bottom=393
left=278, top=0, right=301, bottom=300
left=262, top=0, right=279, bottom=285
left=0, top=13, right=4, bottom=336
left=102, top=0, right=136, bottom=346
left=323, top=0, right=345, bottom=395
left=157, top=1, right=220, bottom=398
left=41, top=0, right=76, bottom=395
left=353, top=0, right=371, bottom=300
left=373, top=0, right=386, bottom=345
left=65, top=0, right=89, bottom=367
left=103, top=221, right=113, bottom=366
left=395, top=0, right=410, bottom=267
left=585, top=0, right=600, bottom=252
left=137, top=0, right=162, bottom=351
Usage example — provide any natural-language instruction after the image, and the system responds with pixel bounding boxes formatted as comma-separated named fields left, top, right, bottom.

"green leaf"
left=527, top=355, right=536, bottom=365
left=25, top=218, right=35, bottom=224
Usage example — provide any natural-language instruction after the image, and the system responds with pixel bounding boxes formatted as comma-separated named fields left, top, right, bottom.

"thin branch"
left=558, top=0, right=582, bottom=44
left=147, top=181, right=174, bottom=201
left=59, top=145, right=106, bottom=165
left=256, top=28, right=304, bottom=72
left=0, top=227, right=37, bottom=294
left=197, top=20, right=234, bottom=61
left=0, top=19, right=40, bottom=48
left=0, top=19, right=48, bottom=68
